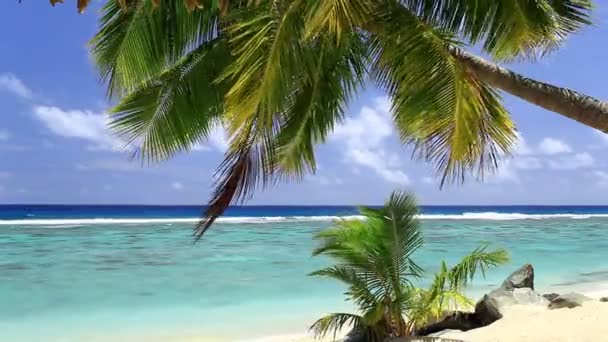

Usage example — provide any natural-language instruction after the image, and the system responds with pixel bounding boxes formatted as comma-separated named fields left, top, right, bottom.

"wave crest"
left=0, top=212, right=607, bottom=226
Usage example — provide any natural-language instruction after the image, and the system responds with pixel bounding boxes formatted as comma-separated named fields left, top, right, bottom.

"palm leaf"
left=310, top=312, right=385, bottom=342
left=47, top=0, right=246, bottom=14
left=193, top=121, right=275, bottom=239
left=109, top=38, right=231, bottom=162
left=369, top=6, right=517, bottom=185
left=90, top=0, right=220, bottom=96
left=272, top=32, right=367, bottom=178
left=445, top=245, right=510, bottom=291
left=400, top=0, right=593, bottom=60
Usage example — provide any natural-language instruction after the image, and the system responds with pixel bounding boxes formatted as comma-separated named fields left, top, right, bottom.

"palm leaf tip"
left=46, top=0, right=228, bottom=13
left=193, top=150, right=248, bottom=241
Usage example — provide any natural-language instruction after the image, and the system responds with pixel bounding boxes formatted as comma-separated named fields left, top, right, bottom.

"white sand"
left=238, top=334, right=344, bottom=342
left=440, top=298, right=608, bottom=342
left=240, top=290, right=608, bottom=342
left=106, top=289, right=608, bottom=342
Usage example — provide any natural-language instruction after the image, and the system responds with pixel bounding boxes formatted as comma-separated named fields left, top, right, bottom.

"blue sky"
left=1, top=2, right=608, bottom=205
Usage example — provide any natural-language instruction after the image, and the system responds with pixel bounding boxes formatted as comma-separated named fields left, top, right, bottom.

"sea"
left=2, top=205, right=608, bottom=341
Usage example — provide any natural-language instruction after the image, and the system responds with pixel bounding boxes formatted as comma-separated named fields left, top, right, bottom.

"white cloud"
left=314, top=175, right=344, bottom=185
left=487, top=160, right=520, bottom=183
left=422, top=177, right=434, bottom=185
left=538, top=137, right=572, bottom=155
left=594, top=171, right=608, bottom=186
left=548, top=152, right=594, bottom=170
left=0, top=130, right=9, bottom=141
left=33, top=106, right=124, bottom=151
left=192, top=124, right=229, bottom=152
left=76, top=160, right=140, bottom=172
left=331, top=97, right=410, bottom=185
left=0, top=73, right=32, bottom=99
left=513, top=156, right=542, bottom=170
left=513, top=132, right=533, bottom=156
left=172, top=181, right=184, bottom=190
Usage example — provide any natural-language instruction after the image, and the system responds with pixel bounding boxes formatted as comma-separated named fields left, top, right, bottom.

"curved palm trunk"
left=452, top=49, right=608, bottom=133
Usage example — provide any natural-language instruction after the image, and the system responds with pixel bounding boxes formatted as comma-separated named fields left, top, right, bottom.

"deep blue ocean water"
left=3, top=204, right=608, bottom=220
left=2, top=205, right=608, bottom=341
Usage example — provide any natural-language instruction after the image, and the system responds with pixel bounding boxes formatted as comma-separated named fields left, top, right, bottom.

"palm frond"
left=310, top=313, right=362, bottom=340
left=90, top=0, right=220, bottom=96
left=193, top=121, right=275, bottom=240
left=47, top=0, right=248, bottom=14
left=359, top=191, right=424, bottom=293
left=219, top=1, right=309, bottom=131
left=304, top=0, right=377, bottom=41
left=272, top=32, right=367, bottom=178
left=369, top=6, right=517, bottom=186
left=405, top=286, right=474, bottom=331
left=310, top=313, right=384, bottom=342
left=310, top=265, right=383, bottom=312
left=109, top=38, right=231, bottom=161
left=400, top=0, right=593, bottom=60
left=404, top=246, right=508, bottom=330
left=445, top=246, right=510, bottom=291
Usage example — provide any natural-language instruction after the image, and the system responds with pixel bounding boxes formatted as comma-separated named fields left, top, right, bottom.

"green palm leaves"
left=89, top=0, right=593, bottom=238
left=310, top=190, right=509, bottom=340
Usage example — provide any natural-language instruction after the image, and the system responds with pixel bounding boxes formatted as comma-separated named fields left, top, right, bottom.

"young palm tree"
left=73, top=0, right=600, bottom=238
left=309, top=190, right=509, bottom=341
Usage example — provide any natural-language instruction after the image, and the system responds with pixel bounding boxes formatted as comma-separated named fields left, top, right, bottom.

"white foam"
left=420, top=212, right=608, bottom=220
left=0, top=215, right=364, bottom=226
left=1, top=212, right=608, bottom=226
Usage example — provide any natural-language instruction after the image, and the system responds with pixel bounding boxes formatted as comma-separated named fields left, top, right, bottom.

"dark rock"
left=600, top=297, right=608, bottom=302
left=473, top=291, right=503, bottom=326
left=387, top=337, right=464, bottom=341
left=549, top=297, right=581, bottom=309
left=548, top=292, right=591, bottom=310
left=501, top=263, right=534, bottom=290
left=343, top=328, right=367, bottom=342
left=543, top=293, right=560, bottom=302
left=472, top=284, right=548, bottom=328
left=413, top=312, right=481, bottom=336
left=387, top=337, right=464, bottom=342
left=414, top=264, right=544, bottom=337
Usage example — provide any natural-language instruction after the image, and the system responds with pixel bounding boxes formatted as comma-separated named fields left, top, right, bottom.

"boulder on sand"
left=501, top=264, right=535, bottom=290
left=548, top=292, right=592, bottom=310
left=414, top=264, right=542, bottom=336
left=543, top=293, right=560, bottom=301
left=343, top=328, right=367, bottom=342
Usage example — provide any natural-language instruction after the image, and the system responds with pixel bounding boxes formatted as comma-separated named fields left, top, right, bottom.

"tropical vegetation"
left=309, top=190, right=509, bottom=341
left=44, top=0, right=605, bottom=238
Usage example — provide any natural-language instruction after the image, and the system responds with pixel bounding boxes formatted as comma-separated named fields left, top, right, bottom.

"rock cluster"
left=415, top=264, right=598, bottom=337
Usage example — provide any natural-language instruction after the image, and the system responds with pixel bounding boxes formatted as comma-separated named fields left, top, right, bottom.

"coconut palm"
left=309, top=190, right=509, bottom=341
left=80, top=0, right=600, bottom=238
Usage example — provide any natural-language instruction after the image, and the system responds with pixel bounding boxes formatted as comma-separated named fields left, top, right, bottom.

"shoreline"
left=3, top=281, right=608, bottom=341
left=237, top=283, right=608, bottom=342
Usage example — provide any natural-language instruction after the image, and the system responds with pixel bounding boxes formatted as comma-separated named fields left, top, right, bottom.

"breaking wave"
left=1, top=212, right=608, bottom=226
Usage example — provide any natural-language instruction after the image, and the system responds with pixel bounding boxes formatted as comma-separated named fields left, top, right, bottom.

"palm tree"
left=76, top=0, right=601, bottom=238
left=309, top=190, right=509, bottom=341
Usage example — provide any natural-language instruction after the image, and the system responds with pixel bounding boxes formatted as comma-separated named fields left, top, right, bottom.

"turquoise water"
left=2, top=217, right=608, bottom=341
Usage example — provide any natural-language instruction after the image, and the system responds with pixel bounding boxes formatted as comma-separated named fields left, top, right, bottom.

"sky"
left=1, top=2, right=608, bottom=205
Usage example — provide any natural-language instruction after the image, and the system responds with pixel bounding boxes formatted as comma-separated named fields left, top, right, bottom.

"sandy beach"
left=439, top=299, right=608, bottom=342
left=239, top=289, right=608, bottom=342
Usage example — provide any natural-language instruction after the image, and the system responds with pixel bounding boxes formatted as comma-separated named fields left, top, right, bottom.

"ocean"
left=2, top=205, right=608, bottom=341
